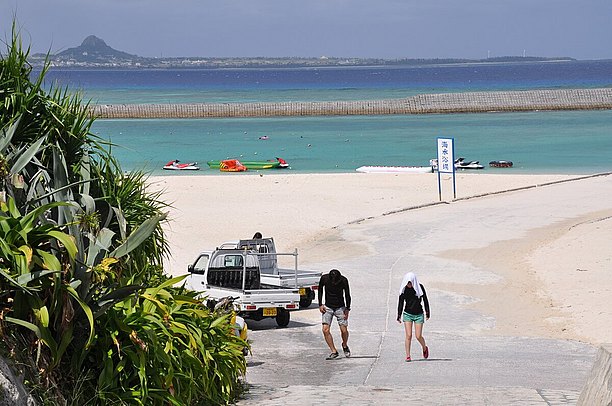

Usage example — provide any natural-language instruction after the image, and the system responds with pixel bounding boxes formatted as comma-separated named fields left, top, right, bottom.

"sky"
left=1, top=0, right=611, bottom=60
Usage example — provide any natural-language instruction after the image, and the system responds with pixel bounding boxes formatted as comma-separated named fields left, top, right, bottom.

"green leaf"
left=80, top=193, right=96, bottom=214
left=110, top=213, right=166, bottom=258
left=0, top=268, right=33, bottom=294
left=5, top=196, right=21, bottom=218
left=34, top=305, right=50, bottom=327
left=10, top=135, right=46, bottom=174
left=0, top=116, right=21, bottom=151
left=64, top=284, right=95, bottom=348
left=210, top=314, right=230, bottom=329
left=93, top=285, right=143, bottom=318
left=37, top=250, right=62, bottom=271
left=5, top=316, right=43, bottom=338
left=146, top=275, right=187, bottom=295
left=20, top=201, right=70, bottom=234
left=16, top=270, right=60, bottom=286
left=48, top=230, right=77, bottom=258
left=85, top=227, right=114, bottom=267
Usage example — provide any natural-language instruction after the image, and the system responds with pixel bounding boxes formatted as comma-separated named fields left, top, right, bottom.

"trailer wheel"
left=275, top=309, right=290, bottom=327
left=299, top=297, right=313, bottom=308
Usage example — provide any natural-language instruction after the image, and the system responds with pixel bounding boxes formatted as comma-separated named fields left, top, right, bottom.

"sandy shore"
left=149, top=171, right=612, bottom=345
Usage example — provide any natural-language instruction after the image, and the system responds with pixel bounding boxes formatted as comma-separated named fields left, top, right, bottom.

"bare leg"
left=322, top=324, right=337, bottom=353
left=403, top=321, right=413, bottom=358
left=414, top=322, right=427, bottom=351
left=339, top=325, right=349, bottom=348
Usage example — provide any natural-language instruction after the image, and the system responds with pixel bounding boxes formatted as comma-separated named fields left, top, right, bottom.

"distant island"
left=29, top=35, right=576, bottom=69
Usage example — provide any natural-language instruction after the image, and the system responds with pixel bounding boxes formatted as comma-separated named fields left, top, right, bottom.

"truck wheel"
left=275, top=309, right=290, bottom=327
left=299, top=297, right=312, bottom=308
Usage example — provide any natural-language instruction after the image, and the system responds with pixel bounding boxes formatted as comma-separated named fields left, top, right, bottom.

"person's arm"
left=318, top=275, right=325, bottom=313
left=421, top=284, right=430, bottom=319
left=397, top=293, right=404, bottom=323
left=344, top=278, right=351, bottom=310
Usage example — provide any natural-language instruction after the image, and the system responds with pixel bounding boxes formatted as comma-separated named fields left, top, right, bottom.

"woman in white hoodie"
left=396, top=272, right=430, bottom=362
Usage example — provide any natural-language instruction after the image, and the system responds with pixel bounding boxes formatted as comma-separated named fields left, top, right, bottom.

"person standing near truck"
left=396, top=272, right=430, bottom=362
left=318, top=269, right=351, bottom=360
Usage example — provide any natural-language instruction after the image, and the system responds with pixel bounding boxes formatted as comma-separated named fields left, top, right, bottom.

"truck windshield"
left=192, top=255, right=209, bottom=274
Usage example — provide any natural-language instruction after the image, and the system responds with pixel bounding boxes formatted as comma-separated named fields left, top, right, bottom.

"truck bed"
left=260, top=268, right=321, bottom=288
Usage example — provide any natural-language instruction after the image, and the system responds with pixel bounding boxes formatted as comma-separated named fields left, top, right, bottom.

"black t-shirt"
left=397, top=284, right=430, bottom=319
left=318, top=273, right=351, bottom=310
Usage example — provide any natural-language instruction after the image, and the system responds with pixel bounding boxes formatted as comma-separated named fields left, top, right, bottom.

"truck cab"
left=186, top=248, right=300, bottom=327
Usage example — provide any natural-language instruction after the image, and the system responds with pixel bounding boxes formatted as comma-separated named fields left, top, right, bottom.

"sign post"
left=436, top=137, right=456, bottom=200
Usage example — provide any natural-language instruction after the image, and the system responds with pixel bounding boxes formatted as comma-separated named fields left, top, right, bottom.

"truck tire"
left=299, top=297, right=313, bottom=308
left=275, top=309, right=290, bottom=327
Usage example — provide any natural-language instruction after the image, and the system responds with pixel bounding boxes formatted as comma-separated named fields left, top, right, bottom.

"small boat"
left=219, top=159, right=247, bottom=172
left=163, top=160, right=200, bottom=171
left=356, top=165, right=433, bottom=174
left=455, top=158, right=484, bottom=170
left=430, top=157, right=484, bottom=170
left=207, top=157, right=288, bottom=170
left=258, top=135, right=269, bottom=140
left=489, top=160, right=513, bottom=168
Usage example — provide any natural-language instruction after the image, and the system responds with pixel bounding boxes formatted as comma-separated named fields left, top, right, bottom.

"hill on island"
left=54, top=35, right=141, bottom=63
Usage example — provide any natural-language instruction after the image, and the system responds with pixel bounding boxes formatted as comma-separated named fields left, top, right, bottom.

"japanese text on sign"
left=437, top=138, right=454, bottom=174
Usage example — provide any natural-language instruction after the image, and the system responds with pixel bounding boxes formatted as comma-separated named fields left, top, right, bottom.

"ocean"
left=40, top=60, right=612, bottom=175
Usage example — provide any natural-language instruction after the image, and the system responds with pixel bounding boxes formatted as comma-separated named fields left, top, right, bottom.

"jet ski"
left=430, top=157, right=484, bottom=170
left=454, top=158, right=484, bottom=170
left=163, top=160, right=200, bottom=170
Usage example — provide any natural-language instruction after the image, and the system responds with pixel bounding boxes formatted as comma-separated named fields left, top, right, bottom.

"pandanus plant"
left=0, top=24, right=168, bottom=374
left=1, top=22, right=247, bottom=404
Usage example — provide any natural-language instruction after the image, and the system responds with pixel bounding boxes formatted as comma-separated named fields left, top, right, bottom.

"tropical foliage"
left=0, top=22, right=246, bottom=404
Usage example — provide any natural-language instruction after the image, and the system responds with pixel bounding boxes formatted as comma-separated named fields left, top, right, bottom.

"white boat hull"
left=356, top=165, right=433, bottom=174
left=163, top=165, right=200, bottom=170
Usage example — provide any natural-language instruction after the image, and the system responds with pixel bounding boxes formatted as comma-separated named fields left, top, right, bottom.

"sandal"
left=326, top=352, right=339, bottom=360
left=405, top=356, right=411, bottom=362
left=423, top=346, right=429, bottom=359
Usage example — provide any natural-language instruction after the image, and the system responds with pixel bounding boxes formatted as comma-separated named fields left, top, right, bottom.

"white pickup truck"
left=185, top=247, right=300, bottom=327
left=220, top=238, right=322, bottom=309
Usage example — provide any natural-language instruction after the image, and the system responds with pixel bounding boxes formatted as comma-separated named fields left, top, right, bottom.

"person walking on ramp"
left=397, top=272, right=430, bottom=362
left=318, top=269, right=351, bottom=360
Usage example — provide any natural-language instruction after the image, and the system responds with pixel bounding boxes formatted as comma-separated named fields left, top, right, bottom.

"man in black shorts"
left=318, top=269, right=352, bottom=360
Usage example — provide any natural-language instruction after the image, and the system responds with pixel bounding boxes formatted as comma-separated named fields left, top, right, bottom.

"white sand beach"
left=149, top=171, right=612, bottom=346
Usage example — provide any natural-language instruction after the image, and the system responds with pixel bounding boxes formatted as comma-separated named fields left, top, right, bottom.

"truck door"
left=186, top=254, right=209, bottom=291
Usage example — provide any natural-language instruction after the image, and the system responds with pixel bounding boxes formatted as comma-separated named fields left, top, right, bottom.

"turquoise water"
left=45, top=62, right=612, bottom=175
left=92, top=109, right=612, bottom=175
